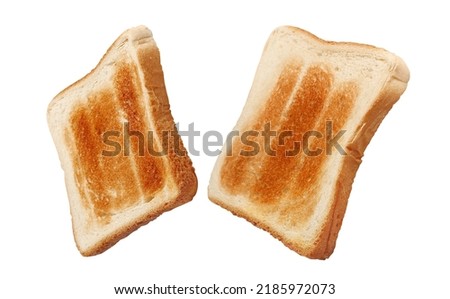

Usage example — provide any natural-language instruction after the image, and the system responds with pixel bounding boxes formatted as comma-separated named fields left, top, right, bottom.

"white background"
left=1, top=0, right=449, bottom=298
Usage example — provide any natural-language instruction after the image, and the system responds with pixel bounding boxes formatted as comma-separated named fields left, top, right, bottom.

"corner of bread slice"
left=48, top=26, right=197, bottom=256
left=208, top=26, right=409, bottom=259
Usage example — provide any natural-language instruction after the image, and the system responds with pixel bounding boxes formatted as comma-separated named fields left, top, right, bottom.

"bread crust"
left=79, top=198, right=188, bottom=256
left=281, top=26, right=410, bottom=83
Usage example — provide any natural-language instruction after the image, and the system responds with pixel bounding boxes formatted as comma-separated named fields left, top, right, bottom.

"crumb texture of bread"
left=47, top=26, right=197, bottom=256
left=208, top=26, right=409, bottom=259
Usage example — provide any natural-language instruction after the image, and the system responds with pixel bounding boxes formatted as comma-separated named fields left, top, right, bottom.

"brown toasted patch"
left=294, top=81, right=358, bottom=192
left=70, top=89, right=141, bottom=224
left=114, top=62, right=164, bottom=200
left=65, top=112, right=92, bottom=212
left=280, top=81, right=358, bottom=227
left=250, top=65, right=333, bottom=204
left=67, top=62, right=169, bottom=225
left=220, top=62, right=302, bottom=195
left=218, top=61, right=357, bottom=229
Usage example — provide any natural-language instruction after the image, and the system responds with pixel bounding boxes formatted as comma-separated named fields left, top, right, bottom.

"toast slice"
left=47, top=26, right=197, bottom=256
left=208, top=26, right=409, bottom=259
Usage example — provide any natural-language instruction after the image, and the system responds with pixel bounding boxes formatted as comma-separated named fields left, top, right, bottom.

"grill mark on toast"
left=70, top=90, right=140, bottom=224
left=220, top=63, right=302, bottom=194
left=276, top=81, right=358, bottom=228
left=250, top=65, right=332, bottom=204
left=114, top=62, right=164, bottom=201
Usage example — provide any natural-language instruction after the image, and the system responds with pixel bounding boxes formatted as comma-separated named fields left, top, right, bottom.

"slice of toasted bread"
left=208, top=26, right=409, bottom=259
left=47, top=26, right=197, bottom=256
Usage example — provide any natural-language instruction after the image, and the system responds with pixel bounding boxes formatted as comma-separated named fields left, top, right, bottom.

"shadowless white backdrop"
left=1, top=1, right=449, bottom=298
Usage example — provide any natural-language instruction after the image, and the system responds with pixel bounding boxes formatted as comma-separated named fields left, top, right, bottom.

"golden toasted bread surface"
left=66, top=62, right=166, bottom=225
left=221, top=64, right=357, bottom=228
